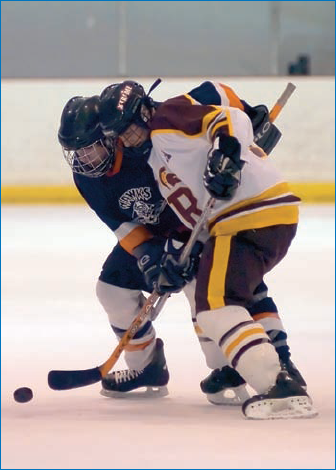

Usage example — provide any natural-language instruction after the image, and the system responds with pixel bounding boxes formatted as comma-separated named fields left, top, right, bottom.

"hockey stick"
left=48, top=82, right=296, bottom=391
left=269, top=82, right=296, bottom=122
left=48, top=197, right=215, bottom=390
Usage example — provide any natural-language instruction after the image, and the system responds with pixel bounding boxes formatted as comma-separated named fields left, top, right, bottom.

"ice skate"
left=280, top=358, right=307, bottom=389
left=242, top=371, right=318, bottom=420
left=100, top=338, right=169, bottom=398
left=200, top=366, right=250, bottom=405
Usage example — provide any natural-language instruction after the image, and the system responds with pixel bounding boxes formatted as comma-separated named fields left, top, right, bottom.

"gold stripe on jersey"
left=203, top=108, right=224, bottom=136
left=210, top=204, right=299, bottom=237
left=208, top=182, right=300, bottom=236
left=150, top=109, right=220, bottom=139
left=120, top=226, right=153, bottom=254
left=208, top=108, right=234, bottom=140
left=211, top=118, right=229, bottom=139
left=183, top=93, right=198, bottom=105
left=208, top=235, right=232, bottom=309
left=225, top=108, right=234, bottom=136
left=151, top=100, right=226, bottom=140
left=209, top=182, right=292, bottom=224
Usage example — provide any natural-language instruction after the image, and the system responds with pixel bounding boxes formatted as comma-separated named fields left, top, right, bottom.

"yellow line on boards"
left=1, top=186, right=84, bottom=204
left=1, top=183, right=335, bottom=204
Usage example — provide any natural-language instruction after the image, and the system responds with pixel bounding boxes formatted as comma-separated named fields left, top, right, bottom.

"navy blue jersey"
left=74, top=142, right=188, bottom=254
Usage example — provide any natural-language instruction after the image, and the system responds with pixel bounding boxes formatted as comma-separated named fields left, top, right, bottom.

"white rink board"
left=1, top=76, right=335, bottom=185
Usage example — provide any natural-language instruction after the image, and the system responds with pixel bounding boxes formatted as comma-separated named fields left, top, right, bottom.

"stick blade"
left=48, top=367, right=102, bottom=390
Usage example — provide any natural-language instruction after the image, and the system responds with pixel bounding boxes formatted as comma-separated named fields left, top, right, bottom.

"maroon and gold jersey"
left=148, top=95, right=300, bottom=236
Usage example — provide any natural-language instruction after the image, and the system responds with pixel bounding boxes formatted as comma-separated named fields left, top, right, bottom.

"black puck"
left=13, top=387, right=33, bottom=403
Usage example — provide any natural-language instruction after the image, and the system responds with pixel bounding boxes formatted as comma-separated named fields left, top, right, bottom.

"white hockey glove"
left=203, top=134, right=244, bottom=200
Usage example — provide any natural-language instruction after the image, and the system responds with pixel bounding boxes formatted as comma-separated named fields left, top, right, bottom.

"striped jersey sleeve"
left=186, top=81, right=247, bottom=111
left=150, top=95, right=233, bottom=143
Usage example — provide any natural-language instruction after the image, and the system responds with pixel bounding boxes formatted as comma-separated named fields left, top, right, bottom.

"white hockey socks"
left=197, top=305, right=281, bottom=393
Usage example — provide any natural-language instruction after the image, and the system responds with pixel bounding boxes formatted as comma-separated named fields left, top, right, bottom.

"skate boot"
left=101, top=338, right=169, bottom=398
left=242, top=371, right=318, bottom=420
left=280, top=358, right=307, bottom=389
left=200, top=366, right=250, bottom=405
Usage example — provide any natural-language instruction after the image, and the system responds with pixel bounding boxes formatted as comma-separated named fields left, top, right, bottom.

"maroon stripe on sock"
left=218, top=320, right=255, bottom=348
left=231, top=338, right=271, bottom=368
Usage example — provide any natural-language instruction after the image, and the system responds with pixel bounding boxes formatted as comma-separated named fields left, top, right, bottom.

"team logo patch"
left=119, top=187, right=166, bottom=225
left=159, top=167, right=181, bottom=189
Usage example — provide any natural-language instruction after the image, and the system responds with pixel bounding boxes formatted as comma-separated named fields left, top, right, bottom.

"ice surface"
left=1, top=204, right=335, bottom=469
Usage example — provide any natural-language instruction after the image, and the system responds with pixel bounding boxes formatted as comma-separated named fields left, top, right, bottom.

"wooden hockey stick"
left=48, top=197, right=215, bottom=390
left=48, top=82, right=296, bottom=391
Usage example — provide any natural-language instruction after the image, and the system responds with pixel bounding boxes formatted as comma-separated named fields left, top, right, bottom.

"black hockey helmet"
left=58, top=96, right=102, bottom=149
left=58, top=95, right=115, bottom=177
left=99, top=79, right=161, bottom=138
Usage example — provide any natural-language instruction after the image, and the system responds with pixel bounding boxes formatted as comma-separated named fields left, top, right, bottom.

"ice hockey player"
left=97, top=79, right=317, bottom=419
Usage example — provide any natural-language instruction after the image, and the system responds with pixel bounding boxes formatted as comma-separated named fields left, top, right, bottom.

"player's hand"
left=155, top=239, right=203, bottom=295
left=203, top=134, right=243, bottom=200
left=251, top=105, right=282, bottom=155
left=134, top=238, right=166, bottom=292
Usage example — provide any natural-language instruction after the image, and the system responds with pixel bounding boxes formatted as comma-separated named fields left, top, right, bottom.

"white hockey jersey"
left=148, top=94, right=300, bottom=236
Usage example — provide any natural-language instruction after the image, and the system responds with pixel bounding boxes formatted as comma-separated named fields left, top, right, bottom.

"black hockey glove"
left=134, top=238, right=166, bottom=292
left=250, top=105, right=282, bottom=155
left=203, top=134, right=243, bottom=200
left=156, top=239, right=204, bottom=295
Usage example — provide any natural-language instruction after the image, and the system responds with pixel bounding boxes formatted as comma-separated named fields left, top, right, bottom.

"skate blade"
left=207, top=384, right=251, bottom=406
left=100, top=385, right=169, bottom=399
left=244, top=395, right=318, bottom=420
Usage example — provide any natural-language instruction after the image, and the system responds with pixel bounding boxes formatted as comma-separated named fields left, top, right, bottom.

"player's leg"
left=184, top=273, right=305, bottom=404
left=183, top=280, right=249, bottom=405
left=96, top=243, right=169, bottom=397
left=195, top=225, right=316, bottom=418
left=248, top=281, right=306, bottom=387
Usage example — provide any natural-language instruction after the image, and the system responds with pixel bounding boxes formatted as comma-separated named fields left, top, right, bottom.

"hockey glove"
left=133, top=238, right=166, bottom=292
left=156, top=239, right=204, bottom=295
left=203, top=134, right=243, bottom=200
left=250, top=105, right=282, bottom=155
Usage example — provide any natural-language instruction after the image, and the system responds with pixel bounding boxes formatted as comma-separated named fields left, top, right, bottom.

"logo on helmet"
left=117, top=85, right=133, bottom=111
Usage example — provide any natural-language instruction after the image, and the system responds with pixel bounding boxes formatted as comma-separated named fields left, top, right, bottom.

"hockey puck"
left=13, top=387, right=33, bottom=403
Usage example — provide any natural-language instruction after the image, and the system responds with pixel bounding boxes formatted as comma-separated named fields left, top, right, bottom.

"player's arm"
left=187, top=81, right=281, bottom=155
left=74, top=175, right=155, bottom=254
left=133, top=236, right=203, bottom=294
left=201, top=106, right=247, bottom=200
left=203, top=131, right=244, bottom=200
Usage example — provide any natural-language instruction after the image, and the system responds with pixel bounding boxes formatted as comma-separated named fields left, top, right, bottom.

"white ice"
left=1, top=204, right=335, bottom=469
